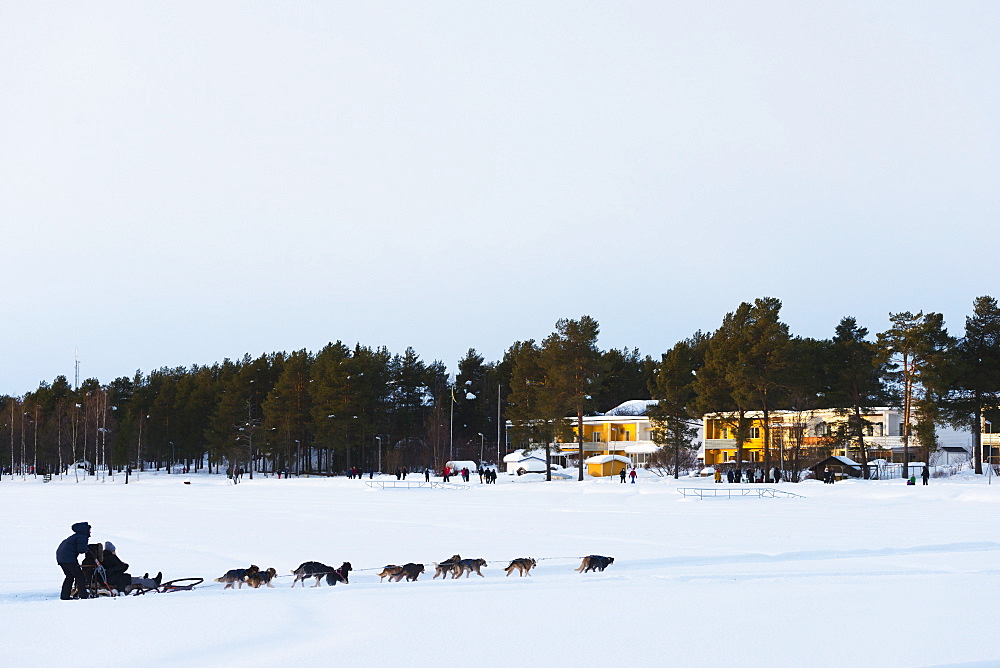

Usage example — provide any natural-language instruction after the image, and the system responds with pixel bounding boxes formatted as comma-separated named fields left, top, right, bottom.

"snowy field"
left=4, top=470, right=1000, bottom=668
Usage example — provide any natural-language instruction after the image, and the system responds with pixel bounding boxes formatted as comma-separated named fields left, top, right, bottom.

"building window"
left=749, top=427, right=761, bottom=439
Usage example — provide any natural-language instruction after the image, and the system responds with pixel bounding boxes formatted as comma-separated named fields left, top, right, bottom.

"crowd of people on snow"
left=336, top=465, right=498, bottom=484
left=712, top=467, right=784, bottom=484
left=440, top=465, right=497, bottom=483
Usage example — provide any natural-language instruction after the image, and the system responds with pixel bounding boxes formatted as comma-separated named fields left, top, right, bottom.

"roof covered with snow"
left=584, top=454, right=632, bottom=464
left=502, top=449, right=546, bottom=463
left=604, top=399, right=658, bottom=416
left=623, top=443, right=660, bottom=454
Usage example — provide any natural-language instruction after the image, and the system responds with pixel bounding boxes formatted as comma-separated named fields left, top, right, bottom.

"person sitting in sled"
left=102, top=542, right=161, bottom=592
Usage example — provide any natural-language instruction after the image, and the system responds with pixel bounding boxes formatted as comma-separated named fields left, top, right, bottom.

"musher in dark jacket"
left=56, top=522, right=92, bottom=599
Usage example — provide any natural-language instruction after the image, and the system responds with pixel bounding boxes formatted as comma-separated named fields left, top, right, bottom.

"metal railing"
left=678, top=487, right=804, bottom=499
left=365, top=480, right=469, bottom=491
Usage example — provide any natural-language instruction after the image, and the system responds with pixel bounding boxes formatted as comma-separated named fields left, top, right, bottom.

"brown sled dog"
left=389, top=563, right=425, bottom=582
left=215, top=565, right=259, bottom=589
left=504, top=558, right=537, bottom=577
left=575, top=555, right=614, bottom=573
left=452, top=558, right=487, bottom=578
left=247, top=567, right=278, bottom=588
left=432, top=554, right=462, bottom=580
left=377, top=565, right=404, bottom=582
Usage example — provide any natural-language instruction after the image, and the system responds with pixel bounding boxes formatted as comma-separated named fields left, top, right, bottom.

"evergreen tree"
left=878, top=311, right=953, bottom=477
left=538, top=316, right=605, bottom=481
left=826, top=318, right=886, bottom=476
left=694, top=321, right=750, bottom=470
left=944, top=296, right=1000, bottom=474
left=595, top=347, right=653, bottom=410
left=728, top=298, right=790, bottom=478
left=648, top=333, right=705, bottom=478
left=505, top=339, right=559, bottom=476
left=263, top=349, right=314, bottom=473
left=453, top=348, right=492, bottom=459
left=310, top=342, right=353, bottom=472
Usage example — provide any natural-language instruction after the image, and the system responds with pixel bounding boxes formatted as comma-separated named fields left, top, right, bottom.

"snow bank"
left=4, top=470, right=1000, bottom=667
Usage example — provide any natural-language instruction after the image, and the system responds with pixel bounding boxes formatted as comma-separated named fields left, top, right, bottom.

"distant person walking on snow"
left=629, top=467, right=637, bottom=484
left=922, top=465, right=930, bottom=485
left=619, top=467, right=627, bottom=483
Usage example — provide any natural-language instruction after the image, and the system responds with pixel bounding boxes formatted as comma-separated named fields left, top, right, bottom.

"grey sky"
left=2, top=1, right=998, bottom=395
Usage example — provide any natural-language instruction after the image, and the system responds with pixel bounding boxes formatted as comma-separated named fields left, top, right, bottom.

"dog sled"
left=130, top=578, right=204, bottom=595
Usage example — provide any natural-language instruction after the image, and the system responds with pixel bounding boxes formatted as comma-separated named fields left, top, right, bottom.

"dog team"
left=215, top=554, right=613, bottom=588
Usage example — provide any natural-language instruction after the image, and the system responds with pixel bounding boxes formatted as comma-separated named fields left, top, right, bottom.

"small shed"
left=940, top=446, right=971, bottom=465
left=585, top=454, right=631, bottom=477
left=809, top=455, right=863, bottom=479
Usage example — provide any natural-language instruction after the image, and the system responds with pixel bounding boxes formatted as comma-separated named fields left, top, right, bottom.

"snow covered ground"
left=4, top=469, right=1000, bottom=668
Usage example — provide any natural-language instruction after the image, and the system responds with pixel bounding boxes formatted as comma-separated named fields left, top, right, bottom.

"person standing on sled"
left=56, top=522, right=92, bottom=600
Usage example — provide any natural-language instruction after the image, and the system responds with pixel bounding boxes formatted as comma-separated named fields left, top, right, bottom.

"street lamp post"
left=478, top=433, right=484, bottom=465
left=295, top=440, right=301, bottom=476
left=375, top=436, right=382, bottom=474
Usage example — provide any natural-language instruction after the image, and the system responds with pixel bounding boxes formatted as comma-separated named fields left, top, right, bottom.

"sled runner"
left=131, top=578, right=204, bottom=595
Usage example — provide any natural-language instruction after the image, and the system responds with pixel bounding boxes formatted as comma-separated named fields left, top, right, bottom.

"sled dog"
left=291, top=561, right=352, bottom=587
left=575, top=555, right=614, bottom=573
left=377, top=565, right=404, bottom=582
left=452, top=558, right=487, bottom=578
left=432, top=554, right=462, bottom=580
left=390, top=563, right=425, bottom=582
left=504, top=558, right=537, bottom=577
left=247, top=567, right=278, bottom=588
left=215, top=565, right=259, bottom=589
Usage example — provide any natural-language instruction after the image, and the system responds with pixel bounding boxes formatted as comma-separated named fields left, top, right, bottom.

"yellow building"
left=702, top=408, right=917, bottom=466
left=554, top=400, right=662, bottom=476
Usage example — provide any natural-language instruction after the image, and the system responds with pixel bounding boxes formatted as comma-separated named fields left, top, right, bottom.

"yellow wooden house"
left=554, top=401, right=661, bottom=476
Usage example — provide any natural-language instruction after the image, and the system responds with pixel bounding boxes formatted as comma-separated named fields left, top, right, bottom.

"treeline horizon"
left=2, top=295, right=998, bottom=478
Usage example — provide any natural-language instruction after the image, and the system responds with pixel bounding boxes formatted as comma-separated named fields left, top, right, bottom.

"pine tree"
left=504, top=340, right=552, bottom=464
left=878, top=311, right=953, bottom=477
left=826, top=317, right=886, bottom=476
left=728, top=298, right=790, bottom=478
left=539, top=316, right=605, bottom=481
left=648, top=334, right=705, bottom=478
left=596, top=348, right=653, bottom=409
left=454, top=348, right=491, bottom=457
left=263, top=349, right=314, bottom=473
left=944, top=296, right=1000, bottom=474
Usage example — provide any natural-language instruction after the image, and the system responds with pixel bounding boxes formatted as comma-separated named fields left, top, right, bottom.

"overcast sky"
left=2, top=1, right=998, bottom=395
